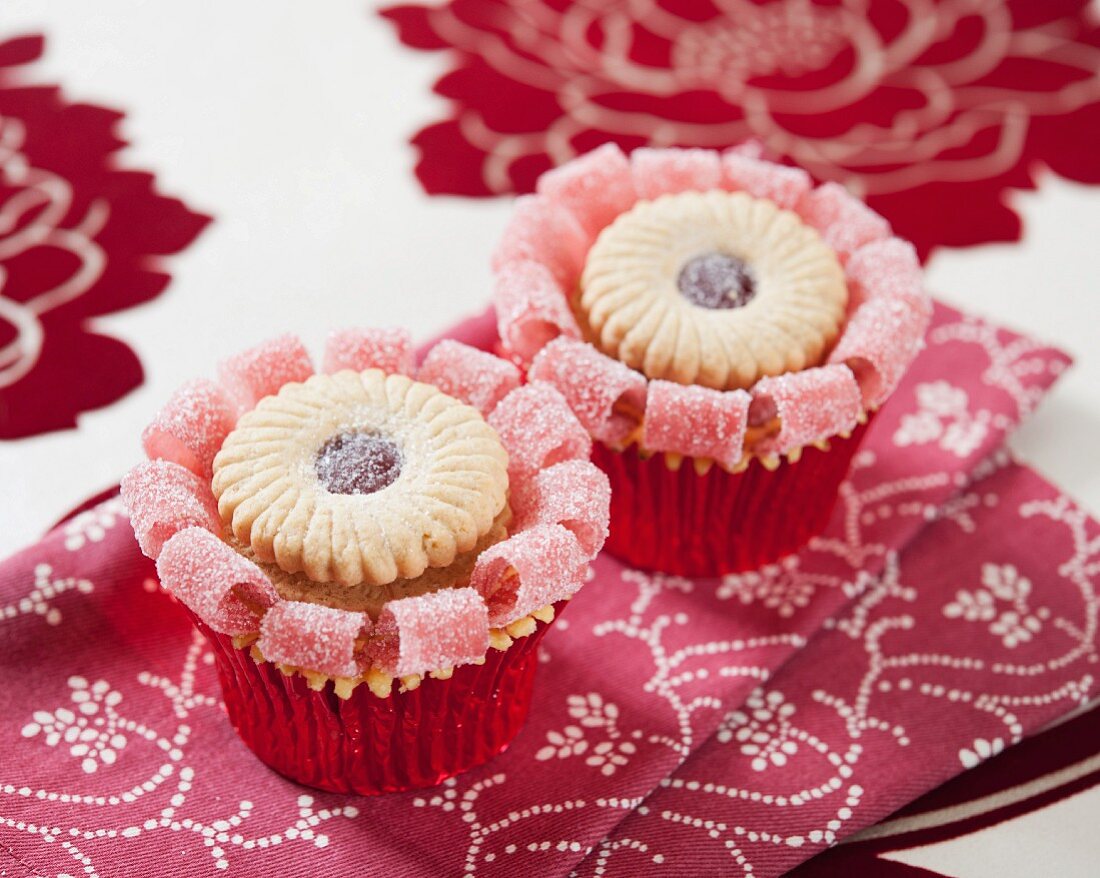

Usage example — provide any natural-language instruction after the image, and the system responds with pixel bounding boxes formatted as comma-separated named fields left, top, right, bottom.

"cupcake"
left=121, top=328, right=609, bottom=794
left=492, top=144, right=931, bottom=576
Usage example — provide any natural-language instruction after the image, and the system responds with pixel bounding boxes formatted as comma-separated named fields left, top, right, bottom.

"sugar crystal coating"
left=371, top=587, right=489, bottom=677
left=528, top=337, right=647, bottom=445
left=491, top=194, right=589, bottom=288
left=796, top=182, right=890, bottom=259
left=631, top=148, right=722, bottom=199
left=721, top=152, right=812, bottom=209
left=156, top=527, right=279, bottom=635
left=493, top=260, right=581, bottom=364
left=470, top=523, right=587, bottom=626
left=322, top=327, right=414, bottom=376
left=536, top=143, right=636, bottom=237
left=417, top=340, right=522, bottom=417
left=259, top=600, right=368, bottom=678
left=141, top=379, right=237, bottom=479
left=844, top=237, right=927, bottom=313
left=643, top=381, right=751, bottom=469
left=121, top=460, right=222, bottom=560
left=314, top=431, right=402, bottom=495
left=828, top=296, right=930, bottom=407
left=488, top=381, right=592, bottom=480
left=752, top=364, right=863, bottom=455
left=512, top=459, right=611, bottom=556
left=217, top=334, right=314, bottom=412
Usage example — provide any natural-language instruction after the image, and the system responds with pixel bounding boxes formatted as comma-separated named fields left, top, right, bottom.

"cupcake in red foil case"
left=492, top=144, right=932, bottom=576
left=121, top=329, right=609, bottom=795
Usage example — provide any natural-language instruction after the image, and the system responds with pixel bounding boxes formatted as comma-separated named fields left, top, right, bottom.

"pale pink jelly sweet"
left=512, top=459, right=611, bottom=557
left=141, top=378, right=237, bottom=480
left=217, top=333, right=314, bottom=411
left=322, top=326, right=414, bottom=376
left=752, top=364, right=863, bottom=456
left=493, top=260, right=581, bottom=364
left=844, top=237, right=927, bottom=313
left=537, top=142, right=637, bottom=237
left=797, top=182, right=891, bottom=259
left=528, top=337, right=647, bottom=445
left=492, top=194, right=588, bottom=288
left=156, top=527, right=279, bottom=635
left=259, top=601, right=368, bottom=678
left=120, top=460, right=221, bottom=559
left=643, top=381, right=752, bottom=469
left=371, top=588, right=490, bottom=678
left=487, top=381, right=592, bottom=480
left=720, top=152, right=812, bottom=210
left=631, top=147, right=723, bottom=198
left=416, top=340, right=521, bottom=417
left=470, top=523, right=588, bottom=627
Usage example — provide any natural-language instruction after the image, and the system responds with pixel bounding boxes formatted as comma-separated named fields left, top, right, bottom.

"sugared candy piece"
left=488, top=381, right=592, bottom=479
left=797, top=182, right=890, bottom=258
left=322, top=327, right=414, bottom=376
left=844, top=237, right=927, bottom=312
left=493, top=260, right=581, bottom=364
left=643, top=381, right=751, bottom=469
left=752, top=364, right=863, bottom=455
left=721, top=152, right=812, bottom=210
left=631, top=148, right=723, bottom=199
left=156, top=527, right=279, bottom=635
left=259, top=600, right=368, bottom=678
left=417, top=340, right=522, bottom=417
left=121, top=460, right=222, bottom=559
left=470, top=524, right=588, bottom=626
left=828, top=297, right=930, bottom=407
left=537, top=143, right=636, bottom=237
left=512, top=459, right=610, bottom=556
left=528, top=338, right=647, bottom=445
left=218, top=334, right=314, bottom=411
left=141, top=379, right=237, bottom=479
left=371, top=588, right=489, bottom=677
left=491, top=194, right=589, bottom=288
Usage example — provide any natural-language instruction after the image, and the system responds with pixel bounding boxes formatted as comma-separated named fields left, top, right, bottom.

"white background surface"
left=0, top=3, right=1098, bottom=874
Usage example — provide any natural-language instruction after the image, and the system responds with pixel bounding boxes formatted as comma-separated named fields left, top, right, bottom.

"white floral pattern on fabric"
left=61, top=498, right=127, bottom=552
left=944, top=563, right=1049, bottom=649
left=959, top=737, right=1005, bottom=769
left=718, top=690, right=799, bottom=772
left=893, top=381, right=992, bottom=458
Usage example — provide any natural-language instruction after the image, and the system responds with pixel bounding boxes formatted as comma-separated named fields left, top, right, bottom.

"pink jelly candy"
left=494, top=260, right=582, bottom=364
left=156, top=527, right=279, bottom=635
left=512, top=459, right=610, bottom=556
left=492, top=194, right=589, bottom=288
left=371, top=588, right=489, bottom=678
left=643, top=381, right=751, bottom=469
left=417, top=339, right=521, bottom=417
left=217, top=334, right=314, bottom=411
left=721, top=152, right=812, bottom=210
left=470, top=524, right=588, bottom=626
left=829, top=297, right=930, bottom=407
left=752, top=364, right=864, bottom=455
left=322, top=326, right=414, bottom=376
left=121, top=460, right=222, bottom=560
left=528, top=337, right=647, bottom=445
left=259, top=600, right=368, bottom=678
left=488, top=381, right=592, bottom=479
left=797, top=182, right=890, bottom=258
left=141, top=378, right=237, bottom=479
left=537, top=143, right=637, bottom=238
left=844, top=237, right=928, bottom=313
left=631, top=148, right=723, bottom=198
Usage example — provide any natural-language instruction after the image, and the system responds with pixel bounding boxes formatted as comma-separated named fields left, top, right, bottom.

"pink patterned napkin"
left=1, top=301, right=1090, bottom=878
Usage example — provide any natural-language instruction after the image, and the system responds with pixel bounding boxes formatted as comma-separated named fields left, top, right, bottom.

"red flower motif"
left=0, top=35, right=209, bottom=439
left=382, top=0, right=1100, bottom=258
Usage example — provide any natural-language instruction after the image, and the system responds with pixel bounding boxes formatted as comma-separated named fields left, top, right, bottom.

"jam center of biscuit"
left=677, top=251, right=756, bottom=310
left=315, top=431, right=402, bottom=495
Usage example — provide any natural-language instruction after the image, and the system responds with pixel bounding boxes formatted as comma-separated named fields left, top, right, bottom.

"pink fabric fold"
left=0, top=301, right=1090, bottom=878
